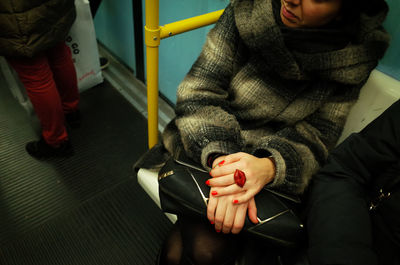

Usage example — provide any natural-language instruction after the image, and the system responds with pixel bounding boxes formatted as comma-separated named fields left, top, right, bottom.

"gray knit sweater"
left=162, top=0, right=390, bottom=194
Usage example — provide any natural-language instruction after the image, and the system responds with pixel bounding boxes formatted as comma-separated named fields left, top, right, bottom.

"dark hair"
left=341, top=0, right=387, bottom=22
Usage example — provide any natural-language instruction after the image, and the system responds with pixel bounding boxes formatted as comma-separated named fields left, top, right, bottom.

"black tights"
left=159, top=216, right=240, bottom=265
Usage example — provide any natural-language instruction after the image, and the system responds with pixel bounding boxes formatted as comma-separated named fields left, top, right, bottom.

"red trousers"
left=8, top=42, right=79, bottom=147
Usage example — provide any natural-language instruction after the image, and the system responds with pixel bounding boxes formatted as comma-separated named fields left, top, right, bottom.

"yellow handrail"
left=145, top=0, right=223, bottom=148
left=160, top=10, right=224, bottom=39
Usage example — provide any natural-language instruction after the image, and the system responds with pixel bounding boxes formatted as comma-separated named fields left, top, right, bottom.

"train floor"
left=0, top=69, right=172, bottom=264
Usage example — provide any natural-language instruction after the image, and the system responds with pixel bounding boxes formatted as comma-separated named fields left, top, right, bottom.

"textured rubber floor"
left=0, top=74, right=172, bottom=264
left=0, top=179, right=172, bottom=265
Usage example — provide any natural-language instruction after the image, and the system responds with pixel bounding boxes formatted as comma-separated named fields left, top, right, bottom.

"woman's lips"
left=282, top=5, right=298, bottom=21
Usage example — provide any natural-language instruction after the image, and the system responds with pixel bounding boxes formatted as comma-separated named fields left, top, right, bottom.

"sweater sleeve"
left=174, top=4, right=245, bottom=167
left=306, top=100, right=400, bottom=265
left=253, top=86, right=362, bottom=195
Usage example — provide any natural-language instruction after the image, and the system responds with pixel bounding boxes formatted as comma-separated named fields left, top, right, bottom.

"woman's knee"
left=185, top=237, right=236, bottom=265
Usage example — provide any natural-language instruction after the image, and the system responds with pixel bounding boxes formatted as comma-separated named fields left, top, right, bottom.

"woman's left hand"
left=208, top=152, right=275, bottom=204
left=207, top=193, right=259, bottom=234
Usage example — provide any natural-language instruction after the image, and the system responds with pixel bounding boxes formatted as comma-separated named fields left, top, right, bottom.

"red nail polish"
left=210, top=221, right=214, bottom=224
left=218, top=160, right=225, bottom=166
left=205, top=180, right=210, bottom=186
left=216, top=230, right=221, bottom=233
left=233, top=199, right=239, bottom=204
left=212, top=191, right=218, bottom=196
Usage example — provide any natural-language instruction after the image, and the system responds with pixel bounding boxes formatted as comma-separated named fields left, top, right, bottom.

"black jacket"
left=306, top=100, right=400, bottom=265
left=0, top=0, right=76, bottom=58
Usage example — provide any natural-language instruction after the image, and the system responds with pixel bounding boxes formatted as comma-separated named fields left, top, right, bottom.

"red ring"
left=234, top=169, right=246, bottom=188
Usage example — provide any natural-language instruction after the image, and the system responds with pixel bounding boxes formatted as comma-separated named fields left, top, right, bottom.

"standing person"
left=136, top=0, right=391, bottom=263
left=307, top=100, right=400, bottom=265
left=0, top=0, right=80, bottom=158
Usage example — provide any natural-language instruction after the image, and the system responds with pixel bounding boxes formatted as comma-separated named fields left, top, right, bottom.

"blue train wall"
left=93, top=0, right=399, bottom=104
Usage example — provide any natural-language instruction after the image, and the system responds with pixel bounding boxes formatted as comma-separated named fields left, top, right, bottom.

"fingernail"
left=218, top=160, right=225, bottom=166
left=205, top=180, right=210, bottom=186
left=216, top=230, right=221, bottom=233
left=233, top=199, right=239, bottom=204
left=210, top=221, right=214, bottom=224
left=212, top=191, right=218, bottom=196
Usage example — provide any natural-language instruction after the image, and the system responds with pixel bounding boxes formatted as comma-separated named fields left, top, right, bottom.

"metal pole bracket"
left=145, top=26, right=161, bottom=47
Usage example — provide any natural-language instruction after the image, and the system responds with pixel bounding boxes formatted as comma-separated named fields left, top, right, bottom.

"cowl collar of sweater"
left=231, top=0, right=390, bottom=84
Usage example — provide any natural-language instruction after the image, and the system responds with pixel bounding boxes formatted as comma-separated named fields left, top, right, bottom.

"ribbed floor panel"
left=0, top=179, right=172, bottom=265
left=0, top=70, right=172, bottom=264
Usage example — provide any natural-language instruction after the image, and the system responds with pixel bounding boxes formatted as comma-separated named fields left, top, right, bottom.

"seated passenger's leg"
left=158, top=222, right=183, bottom=265
left=159, top=216, right=240, bottom=265
left=180, top=215, right=239, bottom=265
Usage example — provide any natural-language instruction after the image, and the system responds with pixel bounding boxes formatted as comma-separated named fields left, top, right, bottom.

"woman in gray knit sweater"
left=158, top=0, right=390, bottom=264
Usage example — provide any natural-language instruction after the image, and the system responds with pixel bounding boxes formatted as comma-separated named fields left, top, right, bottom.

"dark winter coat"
left=307, top=100, right=400, bottom=265
left=162, top=0, right=390, bottom=195
left=0, top=0, right=76, bottom=58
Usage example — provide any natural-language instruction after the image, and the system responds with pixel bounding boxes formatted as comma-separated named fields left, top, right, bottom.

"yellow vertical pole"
left=145, top=0, right=161, bottom=148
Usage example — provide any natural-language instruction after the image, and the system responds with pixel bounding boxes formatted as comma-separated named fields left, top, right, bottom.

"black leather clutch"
left=158, top=153, right=305, bottom=247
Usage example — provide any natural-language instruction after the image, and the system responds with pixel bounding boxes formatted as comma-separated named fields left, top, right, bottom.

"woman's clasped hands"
left=206, top=152, right=276, bottom=234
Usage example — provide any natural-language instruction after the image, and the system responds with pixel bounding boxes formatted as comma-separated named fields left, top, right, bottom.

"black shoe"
left=26, top=138, right=74, bottom=159
left=100, top=57, right=109, bottom=70
left=65, top=110, right=81, bottom=129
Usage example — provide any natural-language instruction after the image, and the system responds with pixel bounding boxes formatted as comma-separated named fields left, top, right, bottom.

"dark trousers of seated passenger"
left=158, top=215, right=285, bottom=265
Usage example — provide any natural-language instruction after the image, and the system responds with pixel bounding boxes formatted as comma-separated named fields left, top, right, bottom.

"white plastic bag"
left=66, top=0, right=103, bottom=92
left=0, top=56, right=34, bottom=115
